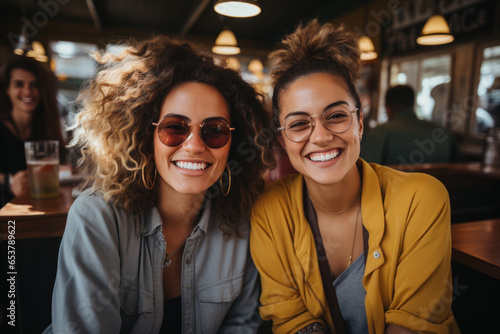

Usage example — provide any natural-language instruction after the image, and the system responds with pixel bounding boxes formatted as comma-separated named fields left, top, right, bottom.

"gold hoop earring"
left=142, top=155, right=157, bottom=190
left=219, top=164, right=231, bottom=197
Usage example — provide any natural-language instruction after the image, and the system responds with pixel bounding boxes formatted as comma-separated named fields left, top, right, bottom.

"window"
left=50, top=41, right=98, bottom=80
left=49, top=41, right=98, bottom=127
left=474, top=45, right=500, bottom=135
left=389, top=54, right=452, bottom=127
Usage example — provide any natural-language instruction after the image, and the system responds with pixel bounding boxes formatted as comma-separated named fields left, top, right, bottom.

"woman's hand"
left=9, top=170, right=30, bottom=196
left=294, top=322, right=326, bottom=334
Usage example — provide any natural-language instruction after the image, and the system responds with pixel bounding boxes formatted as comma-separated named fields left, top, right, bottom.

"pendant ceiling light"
left=212, top=29, right=241, bottom=55
left=248, top=58, right=264, bottom=79
left=225, top=57, right=241, bottom=71
left=358, top=5, right=377, bottom=61
left=14, top=34, right=48, bottom=62
left=214, top=0, right=261, bottom=18
left=359, top=36, right=377, bottom=61
left=416, top=14, right=454, bottom=45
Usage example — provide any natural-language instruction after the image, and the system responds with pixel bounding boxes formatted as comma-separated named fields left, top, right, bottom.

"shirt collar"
left=140, top=197, right=212, bottom=236
left=359, top=158, right=385, bottom=247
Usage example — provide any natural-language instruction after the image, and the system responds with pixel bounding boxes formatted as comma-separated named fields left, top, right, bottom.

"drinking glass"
left=24, top=140, right=60, bottom=199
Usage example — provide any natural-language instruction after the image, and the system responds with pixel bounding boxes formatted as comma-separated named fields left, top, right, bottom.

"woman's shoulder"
left=368, top=162, right=448, bottom=200
left=69, top=189, right=130, bottom=227
left=255, top=174, right=302, bottom=207
left=71, top=188, right=113, bottom=211
left=251, top=174, right=303, bottom=234
left=0, top=121, right=19, bottom=141
left=65, top=188, right=146, bottom=244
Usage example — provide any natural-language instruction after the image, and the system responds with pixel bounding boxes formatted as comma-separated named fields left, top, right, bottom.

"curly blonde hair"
left=70, top=35, right=274, bottom=236
left=269, top=19, right=362, bottom=126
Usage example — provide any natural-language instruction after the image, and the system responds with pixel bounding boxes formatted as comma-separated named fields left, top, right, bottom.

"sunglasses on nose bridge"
left=152, top=116, right=235, bottom=149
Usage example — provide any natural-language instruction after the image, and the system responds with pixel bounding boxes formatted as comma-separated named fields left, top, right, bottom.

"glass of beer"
left=24, top=140, right=60, bottom=199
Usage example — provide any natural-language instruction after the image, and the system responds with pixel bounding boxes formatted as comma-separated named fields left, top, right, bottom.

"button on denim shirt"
left=44, top=190, right=261, bottom=334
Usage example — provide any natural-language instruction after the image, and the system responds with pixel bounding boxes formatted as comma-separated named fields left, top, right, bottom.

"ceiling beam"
left=85, top=0, right=102, bottom=32
left=179, top=0, right=213, bottom=37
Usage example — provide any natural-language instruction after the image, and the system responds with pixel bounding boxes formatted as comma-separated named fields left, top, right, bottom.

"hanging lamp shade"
left=248, top=58, right=264, bottom=79
left=416, top=14, right=454, bottom=45
left=359, top=36, right=377, bottom=61
left=248, top=59, right=263, bottom=74
left=13, top=34, right=48, bottom=62
left=14, top=34, right=32, bottom=56
left=212, top=29, right=241, bottom=55
left=225, top=57, right=241, bottom=71
left=214, top=0, right=261, bottom=18
left=27, top=41, right=49, bottom=62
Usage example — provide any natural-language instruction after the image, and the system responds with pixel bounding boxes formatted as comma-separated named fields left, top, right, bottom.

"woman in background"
left=250, top=20, right=459, bottom=334
left=0, top=55, right=65, bottom=206
left=44, top=35, right=273, bottom=333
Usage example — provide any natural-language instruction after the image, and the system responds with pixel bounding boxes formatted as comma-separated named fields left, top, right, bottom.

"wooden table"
left=390, top=161, right=500, bottom=179
left=451, top=219, right=500, bottom=280
left=0, top=184, right=76, bottom=240
left=391, top=162, right=500, bottom=223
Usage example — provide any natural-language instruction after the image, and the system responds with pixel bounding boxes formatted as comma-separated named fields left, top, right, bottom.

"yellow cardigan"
left=250, top=159, right=460, bottom=334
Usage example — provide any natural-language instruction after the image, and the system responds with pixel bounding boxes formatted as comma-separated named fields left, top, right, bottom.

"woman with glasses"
left=250, top=20, right=459, bottom=334
left=44, top=36, right=273, bottom=334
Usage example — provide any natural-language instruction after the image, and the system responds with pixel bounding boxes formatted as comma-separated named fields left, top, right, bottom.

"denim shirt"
left=44, top=189, right=261, bottom=334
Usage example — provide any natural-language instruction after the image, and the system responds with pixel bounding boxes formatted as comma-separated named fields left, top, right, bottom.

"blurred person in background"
left=0, top=55, right=66, bottom=207
left=360, top=85, right=462, bottom=166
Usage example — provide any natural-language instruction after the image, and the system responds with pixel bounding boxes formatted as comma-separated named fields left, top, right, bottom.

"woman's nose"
left=308, top=118, right=333, bottom=144
left=182, top=128, right=206, bottom=153
left=22, top=84, right=35, bottom=96
left=22, top=84, right=31, bottom=94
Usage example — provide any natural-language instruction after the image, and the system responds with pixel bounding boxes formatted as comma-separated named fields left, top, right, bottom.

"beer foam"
left=27, top=159, right=59, bottom=165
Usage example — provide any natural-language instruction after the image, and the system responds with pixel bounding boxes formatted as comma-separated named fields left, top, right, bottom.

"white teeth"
left=309, top=151, right=339, bottom=162
left=175, top=161, right=207, bottom=170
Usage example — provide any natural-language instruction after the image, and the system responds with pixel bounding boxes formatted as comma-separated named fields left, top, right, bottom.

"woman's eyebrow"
left=160, top=113, right=189, bottom=121
left=160, top=114, right=230, bottom=123
left=323, top=100, right=349, bottom=112
left=203, top=116, right=229, bottom=122
left=284, top=100, right=350, bottom=120
left=284, top=111, right=309, bottom=120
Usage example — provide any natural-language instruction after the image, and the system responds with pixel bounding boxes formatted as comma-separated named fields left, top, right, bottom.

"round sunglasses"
left=153, top=116, right=235, bottom=149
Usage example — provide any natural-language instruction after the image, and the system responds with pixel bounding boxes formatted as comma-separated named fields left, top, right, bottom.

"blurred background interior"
left=1, top=0, right=499, bottom=159
left=1, top=0, right=500, bottom=333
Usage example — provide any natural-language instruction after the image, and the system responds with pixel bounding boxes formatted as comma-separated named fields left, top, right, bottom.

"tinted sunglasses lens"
left=157, top=117, right=190, bottom=147
left=201, top=120, right=231, bottom=148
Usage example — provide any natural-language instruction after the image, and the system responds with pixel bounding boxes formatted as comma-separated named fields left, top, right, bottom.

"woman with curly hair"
left=0, top=55, right=65, bottom=206
left=250, top=20, right=460, bottom=334
left=44, top=35, right=274, bottom=334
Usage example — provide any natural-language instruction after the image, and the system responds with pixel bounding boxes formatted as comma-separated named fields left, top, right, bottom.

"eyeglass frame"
left=152, top=115, right=235, bottom=148
left=277, top=107, right=359, bottom=143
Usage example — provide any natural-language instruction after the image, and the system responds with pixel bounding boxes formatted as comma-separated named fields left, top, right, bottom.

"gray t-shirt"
left=334, top=253, right=369, bottom=334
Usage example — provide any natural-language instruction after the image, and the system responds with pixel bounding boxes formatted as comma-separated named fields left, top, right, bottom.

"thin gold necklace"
left=310, top=186, right=361, bottom=215
left=164, top=242, right=186, bottom=268
left=347, top=206, right=361, bottom=266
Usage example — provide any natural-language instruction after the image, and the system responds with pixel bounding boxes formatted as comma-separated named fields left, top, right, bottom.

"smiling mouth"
left=308, top=149, right=340, bottom=162
left=21, top=97, right=36, bottom=103
left=174, top=161, right=209, bottom=170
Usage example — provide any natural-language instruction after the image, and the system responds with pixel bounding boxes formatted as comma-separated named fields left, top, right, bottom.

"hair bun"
left=270, top=19, right=361, bottom=85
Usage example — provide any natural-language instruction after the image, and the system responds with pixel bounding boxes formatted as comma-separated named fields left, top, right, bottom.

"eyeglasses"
left=277, top=105, right=359, bottom=143
left=153, top=116, right=235, bottom=149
